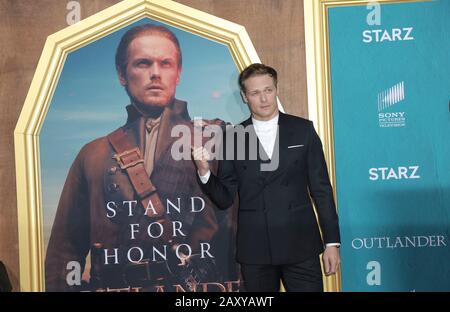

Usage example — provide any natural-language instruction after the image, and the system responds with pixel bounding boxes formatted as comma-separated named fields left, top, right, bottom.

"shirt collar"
left=252, top=114, right=279, bottom=130
left=145, top=116, right=161, bottom=132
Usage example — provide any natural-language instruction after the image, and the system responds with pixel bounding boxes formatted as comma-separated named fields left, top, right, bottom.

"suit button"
left=108, top=183, right=119, bottom=193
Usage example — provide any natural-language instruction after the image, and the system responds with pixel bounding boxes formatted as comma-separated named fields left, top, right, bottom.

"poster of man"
left=42, top=19, right=249, bottom=292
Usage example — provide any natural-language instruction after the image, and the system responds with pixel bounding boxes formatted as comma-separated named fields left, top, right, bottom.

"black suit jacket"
left=199, top=112, right=340, bottom=265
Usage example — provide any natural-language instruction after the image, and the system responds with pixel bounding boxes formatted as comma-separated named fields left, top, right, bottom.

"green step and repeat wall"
left=328, top=0, right=450, bottom=291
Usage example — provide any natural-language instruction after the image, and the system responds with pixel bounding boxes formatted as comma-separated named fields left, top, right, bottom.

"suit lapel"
left=277, top=112, right=291, bottom=165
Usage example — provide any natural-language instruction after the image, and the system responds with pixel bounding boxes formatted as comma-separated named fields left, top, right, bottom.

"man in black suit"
left=192, top=63, right=340, bottom=292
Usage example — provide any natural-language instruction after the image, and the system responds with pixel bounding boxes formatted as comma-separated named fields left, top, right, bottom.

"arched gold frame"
left=14, top=0, right=268, bottom=292
left=303, top=0, right=431, bottom=292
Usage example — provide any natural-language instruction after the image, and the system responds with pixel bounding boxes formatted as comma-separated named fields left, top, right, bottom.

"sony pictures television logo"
left=377, top=81, right=406, bottom=128
left=364, top=4, right=411, bottom=127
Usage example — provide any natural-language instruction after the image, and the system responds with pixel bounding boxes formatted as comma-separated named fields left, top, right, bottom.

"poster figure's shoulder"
left=74, top=134, right=113, bottom=169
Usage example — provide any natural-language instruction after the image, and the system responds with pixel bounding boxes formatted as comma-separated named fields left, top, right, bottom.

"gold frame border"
left=304, top=0, right=432, bottom=292
left=14, top=0, right=265, bottom=292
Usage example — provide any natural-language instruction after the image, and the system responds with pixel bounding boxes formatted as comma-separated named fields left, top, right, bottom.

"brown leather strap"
left=107, top=128, right=166, bottom=221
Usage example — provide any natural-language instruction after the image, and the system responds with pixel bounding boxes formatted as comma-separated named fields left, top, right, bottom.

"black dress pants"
left=240, top=255, right=323, bottom=292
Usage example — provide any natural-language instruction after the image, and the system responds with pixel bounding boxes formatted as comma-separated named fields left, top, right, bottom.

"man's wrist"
left=198, top=170, right=211, bottom=184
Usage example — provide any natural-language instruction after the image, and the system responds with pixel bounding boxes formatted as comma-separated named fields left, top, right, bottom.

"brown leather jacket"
left=45, top=99, right=235, bottom=291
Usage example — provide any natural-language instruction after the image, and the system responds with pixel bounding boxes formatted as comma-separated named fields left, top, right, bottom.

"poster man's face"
left=119, top=33, right=181, bottom=108
left=241, top=74, right=279, bottom=121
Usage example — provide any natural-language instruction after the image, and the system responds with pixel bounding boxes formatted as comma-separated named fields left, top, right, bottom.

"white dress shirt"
left=252, top=114, right=279, bottom=159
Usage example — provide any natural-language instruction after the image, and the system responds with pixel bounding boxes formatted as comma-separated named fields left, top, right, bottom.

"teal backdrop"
left=328, top=0, right=450, bottom=291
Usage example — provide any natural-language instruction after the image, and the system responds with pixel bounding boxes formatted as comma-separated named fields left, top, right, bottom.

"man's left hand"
left=322, top=246, right=341, bottom=276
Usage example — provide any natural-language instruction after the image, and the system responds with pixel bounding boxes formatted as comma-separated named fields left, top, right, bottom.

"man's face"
left=241, top=74, right=279, bottom=121
left=119, top=33, right=181, bottom=108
